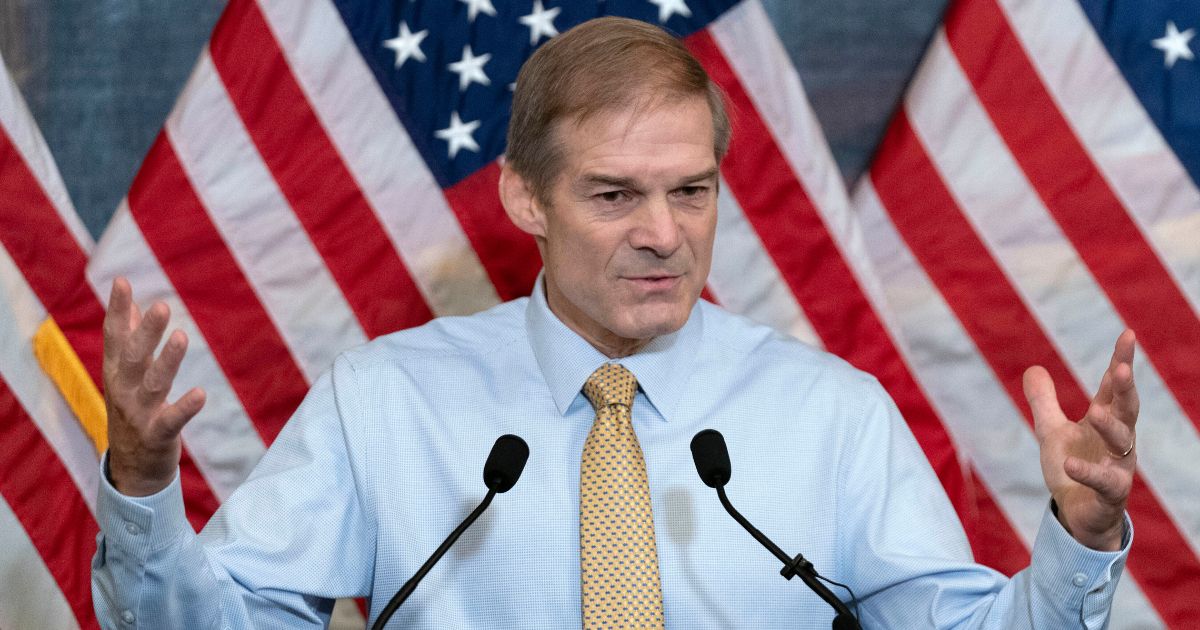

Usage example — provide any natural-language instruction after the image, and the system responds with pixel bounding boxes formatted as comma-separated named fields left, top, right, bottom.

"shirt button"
left=1072, top=572, right=1088, bottom=587
left=125, top=522, right=141, bottom=536
left=121, top=610, right=135, bottom=624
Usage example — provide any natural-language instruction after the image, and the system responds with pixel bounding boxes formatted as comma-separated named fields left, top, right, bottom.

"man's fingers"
left=118, top=301, right=170, bottom=378
left=1093, top=330, right=1137, bottom=406
left=1024, top=365, right=1066, bottom=440
left=1089, top=407, right=1136, bottom=462
left=103, top=277, right=133, bottom=362
left=129, top=299, right=142, bottom=331
left=139, top=330, right=189, bottom=407
left=154, top=387, right=206, bottom=438
left=1109, top=359, right=1140, bottom=428
left=1112, top=329, right=1136, bottom=367
left=1064, top=456, right=1128, bottom=504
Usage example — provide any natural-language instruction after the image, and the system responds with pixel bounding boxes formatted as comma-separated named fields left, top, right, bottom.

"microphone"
left=690, top=428, right=731, bottom=488
left=483, top=433, right=528, bottom=492
left=690, top=429, right=862, bottom=630
left=372, top=434, right=529, bottom=630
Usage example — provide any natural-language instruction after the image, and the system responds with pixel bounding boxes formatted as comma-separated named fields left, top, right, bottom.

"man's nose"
left=629, top=195, right=683, bottom=257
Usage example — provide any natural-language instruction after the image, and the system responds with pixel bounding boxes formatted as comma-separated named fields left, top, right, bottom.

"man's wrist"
left=106, top=455, right=175, bottom=497
left=1051, top=499, right=1127, bottom=552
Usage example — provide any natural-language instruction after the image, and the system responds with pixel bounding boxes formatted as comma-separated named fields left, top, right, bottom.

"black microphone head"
left=690, top=429, right=731, bottom=488
left=483, top=434, right=529, bottom=493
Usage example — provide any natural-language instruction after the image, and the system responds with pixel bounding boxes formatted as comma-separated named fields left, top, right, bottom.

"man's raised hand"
left=103, top=278, right=206, bottom=496
left=1024, top=330, right=1139, bottom=552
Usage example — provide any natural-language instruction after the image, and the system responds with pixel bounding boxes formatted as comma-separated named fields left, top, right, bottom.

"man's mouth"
left=624, top=274, right=682, bottom=291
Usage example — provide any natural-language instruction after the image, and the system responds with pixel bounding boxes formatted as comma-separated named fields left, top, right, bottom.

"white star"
left=519, top=1, right=561, bottom=46
left=382, top=22, right=428, bottom=69
left=435, top=112, right=482, bottom=159
left=1152, top=21, right=1195, bottom=69
left=647, top=0, right=692, bottom=23
left=448, top=45, right=493, bottom=91
left=458, top=0, right=497, bottom=23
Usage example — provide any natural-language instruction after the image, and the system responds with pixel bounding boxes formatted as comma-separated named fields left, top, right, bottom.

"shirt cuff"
left=1030, top=501, right=1132, bottom=628
left=96, top=451, right=190, bottom=557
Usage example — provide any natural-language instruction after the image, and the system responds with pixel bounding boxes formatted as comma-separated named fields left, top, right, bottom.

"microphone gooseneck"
left=372, top=434, right=529, bottom=630
left=690, top=429, right=862, bottom=630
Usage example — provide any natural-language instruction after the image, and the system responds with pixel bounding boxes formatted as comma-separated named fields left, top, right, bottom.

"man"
left=93, top=16, right=1137, bottom=628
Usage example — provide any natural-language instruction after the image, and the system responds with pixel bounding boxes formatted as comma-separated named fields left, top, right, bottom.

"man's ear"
left=499, top=164, right=547, bottom=238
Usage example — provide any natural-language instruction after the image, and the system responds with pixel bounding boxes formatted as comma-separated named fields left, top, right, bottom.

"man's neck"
left=542, top=282, right=653, bottom=358
left=589, top=334, right=651, bottom=359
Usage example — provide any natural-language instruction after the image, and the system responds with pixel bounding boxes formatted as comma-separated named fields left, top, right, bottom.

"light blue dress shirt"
left=92, top=277, right=1130, bottom=628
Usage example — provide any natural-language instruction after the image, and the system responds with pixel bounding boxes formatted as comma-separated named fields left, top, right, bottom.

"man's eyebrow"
left=576, top=168, right=720, bottom=191
left=577, top=173, right=641, bottom=190
left=677, top=168, right=720, bottom=186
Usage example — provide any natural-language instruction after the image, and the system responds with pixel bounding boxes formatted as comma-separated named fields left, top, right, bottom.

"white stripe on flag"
left=999, top=0, right=1200, bottom=315
left=88, top=206, right=266, bottom=500
left=258, top=0, right=501, bottom=317
left=0, top=495, right=79, bottom=630
left=853, top=180, right=1167, bottom=629
left=711, top=178, right=821, bottom=346
left=907, top=31, right=1200, bottom=553
left=330, top=598, right=367, bottom=629
left=167, top=51, right=367, bottom=382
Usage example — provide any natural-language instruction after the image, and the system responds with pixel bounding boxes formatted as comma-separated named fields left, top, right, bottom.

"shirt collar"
left=525, top=272, right=703, bottom=422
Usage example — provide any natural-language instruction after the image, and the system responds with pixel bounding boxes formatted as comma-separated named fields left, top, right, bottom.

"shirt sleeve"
left=90, top=356, right=377, bottom=629
left=840, top=379, right=1130, bottom=629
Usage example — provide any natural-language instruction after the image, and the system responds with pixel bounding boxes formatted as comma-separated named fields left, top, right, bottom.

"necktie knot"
left=583, top=363, right=638, bottom=410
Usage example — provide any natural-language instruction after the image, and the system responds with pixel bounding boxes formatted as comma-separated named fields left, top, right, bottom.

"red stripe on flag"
left=872, top=112, right=1200, bottom=626
left=685, top=29, right=1028, bottom=574
left=128, top=133, right=309, bottom=446
left=945, top=0, right=1200, bottom=432
left=442, top=161, right=541, bottom=301
left=209, top=0, right=434, bottom=337
left=0, top=377, right=99, bottom=630
left=0, top=126, right=102, bottom=386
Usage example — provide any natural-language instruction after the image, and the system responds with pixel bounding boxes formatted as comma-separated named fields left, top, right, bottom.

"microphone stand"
left=371, top=488, right=497, bottom=630
left=716, top=486, right=861, bottom=630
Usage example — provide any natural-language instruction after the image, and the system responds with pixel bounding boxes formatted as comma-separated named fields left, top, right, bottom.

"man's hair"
left=506, top=16, right=731, bottom=204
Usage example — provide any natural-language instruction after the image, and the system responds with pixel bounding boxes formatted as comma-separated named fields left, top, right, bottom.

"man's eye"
left=674, top=186, right=710, bottom=201
left=596, top=190, right=629, bottom=203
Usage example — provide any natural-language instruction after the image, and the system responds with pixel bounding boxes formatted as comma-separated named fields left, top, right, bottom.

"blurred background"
left=0, top=0, right=949, bottom=238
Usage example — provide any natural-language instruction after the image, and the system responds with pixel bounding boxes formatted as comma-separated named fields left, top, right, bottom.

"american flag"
left=2, top=0, right=1198, bottom=627
left=854, top=0, right=1200, bottom=626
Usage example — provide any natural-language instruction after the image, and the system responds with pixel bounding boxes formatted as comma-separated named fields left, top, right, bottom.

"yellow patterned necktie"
left=579, top=363, right=665, bottom=629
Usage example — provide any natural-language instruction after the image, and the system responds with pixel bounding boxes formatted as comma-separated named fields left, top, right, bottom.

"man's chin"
left=617, top=308, right=693, bottom=339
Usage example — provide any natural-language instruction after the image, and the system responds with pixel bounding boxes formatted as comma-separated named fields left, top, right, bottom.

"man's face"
left=505, top=95, right=719, bottom=357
